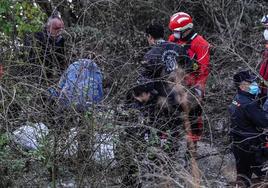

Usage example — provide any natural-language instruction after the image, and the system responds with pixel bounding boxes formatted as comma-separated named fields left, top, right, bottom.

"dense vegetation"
left=0, top=0, right=268, bottom=187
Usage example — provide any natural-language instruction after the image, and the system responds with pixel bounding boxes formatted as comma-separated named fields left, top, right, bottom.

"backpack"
left=171, top=32, right=201, bottom=73
left=54, top=59, right=103, bottom=109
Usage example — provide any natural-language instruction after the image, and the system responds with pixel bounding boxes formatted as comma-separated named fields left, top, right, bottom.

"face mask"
left=248, top=82, right=260, bottom=95
left=264, top=29, right=268, bottom=41
left=174, top=32, right=181, bottom=39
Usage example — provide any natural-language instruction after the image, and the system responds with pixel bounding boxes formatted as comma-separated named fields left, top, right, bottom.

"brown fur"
left=157, top=67, right=199, bottom=113
left=158, top=67, right=201, bottom=188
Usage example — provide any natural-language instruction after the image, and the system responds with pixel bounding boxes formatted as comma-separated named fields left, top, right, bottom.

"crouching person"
left=120, top=84, right=182, bottom=188
left=48, top=59, right=103, bottom=163
left=132, top=85, right=183, bottom=155
left=120, top=81, right=202, bottom=187
left=50, top=58, right=103, bottom=109
left=229, top=70, right=268, bottom=187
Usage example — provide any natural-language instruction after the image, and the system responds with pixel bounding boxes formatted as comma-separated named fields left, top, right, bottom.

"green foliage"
left=0, top=0, right=46, bottom=37
left=27, top=135, right=53, bottom=167
left=0, top=134, right=25, bottom=171
left=0, top=132, right=52, bottom=186
left=0, top=133, right=8, bottom=149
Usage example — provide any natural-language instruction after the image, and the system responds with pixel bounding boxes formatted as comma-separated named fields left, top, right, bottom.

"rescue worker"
left=260, top=15, right=268, bottom=111
left=168, top=12, right=211, bottom=142
left=136, top=23, right=202, bottom=149
left=122, top=24, right=201, bottom=187
left=122, top=23, right=186, bottom=188
left=136, top=23, right=202, bottom=145
left=229, top=70, right=268, bottom=187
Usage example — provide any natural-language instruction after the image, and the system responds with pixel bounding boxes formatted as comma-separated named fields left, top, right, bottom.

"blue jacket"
left=228, top=90, right=268, bottom=144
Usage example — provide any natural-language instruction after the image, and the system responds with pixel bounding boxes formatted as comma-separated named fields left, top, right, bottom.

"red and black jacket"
left=259, top=48, right=268, bottom=95
left=168, top=31, right=210, bottom=93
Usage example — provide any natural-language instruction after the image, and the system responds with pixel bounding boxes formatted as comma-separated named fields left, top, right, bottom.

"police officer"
left=229, top=70, right=268, bottom=187
left=130, top=24, right=202, bottom=187
left=122, top=24, right=185, bottom=187
left=135, top=23, right=203, bottom=146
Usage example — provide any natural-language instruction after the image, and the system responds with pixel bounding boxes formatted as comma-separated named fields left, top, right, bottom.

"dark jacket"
left=137, top=40, right=189, bottom=96
left=138, top=91, right=183, bottom=134
left=25, top=30, right=66, bottom=81
left=228, top=90, right=268, bottom=145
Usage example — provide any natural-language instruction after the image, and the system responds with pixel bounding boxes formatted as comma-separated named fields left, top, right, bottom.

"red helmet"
left=169, top=12, right=193, bottom=31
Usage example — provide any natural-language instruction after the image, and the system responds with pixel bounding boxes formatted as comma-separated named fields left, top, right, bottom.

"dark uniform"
left=138, top=39, right=190, bottom=96
left=138, top=90, right=183, bottom=151
left=229, top=71, right=268, bottom=187
left=137, top=39, right=202, bottom=142
left=121, top=39, right=190, bottom=187
left=25, top=30, right=66, bottom=84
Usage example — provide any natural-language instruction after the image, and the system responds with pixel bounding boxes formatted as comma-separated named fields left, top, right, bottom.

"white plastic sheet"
left=63, top=127, right=78, bottom=157
left=93, top=133, right=115, bottom=162
left=13, top=122, right=49, bottom=150
left=63, top=128, right=115, bottom=163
